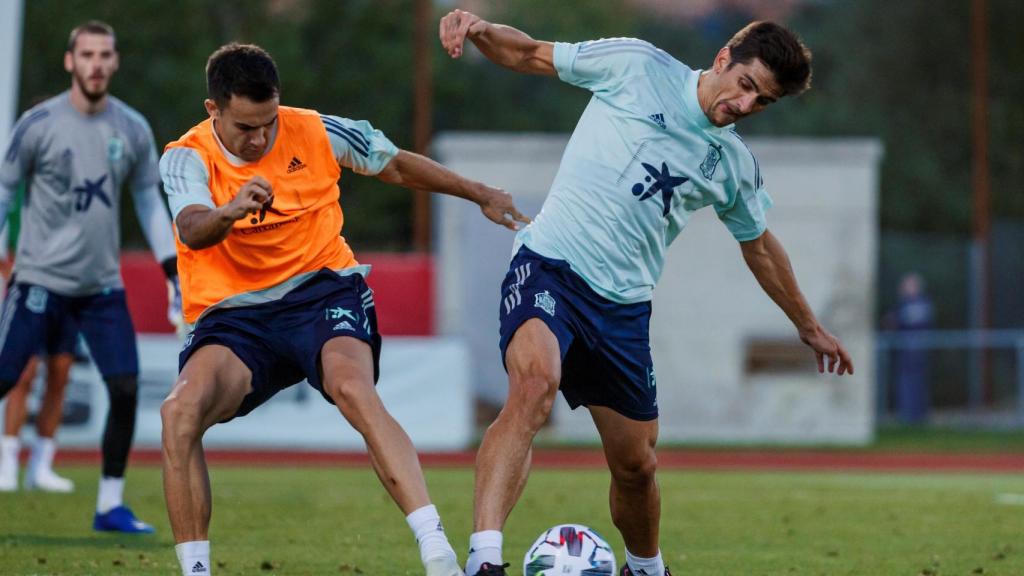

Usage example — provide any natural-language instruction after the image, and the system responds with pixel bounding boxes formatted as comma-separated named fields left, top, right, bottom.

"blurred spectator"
left=888, top=272, right=934, bottom=424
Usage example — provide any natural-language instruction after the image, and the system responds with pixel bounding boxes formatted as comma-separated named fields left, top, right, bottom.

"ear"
left=111, top=51, right=120, bottom=74
left=712, top=46, right=732, bottom=74
left=63, top=51, right=73, bottom=74
left=203, top=99, right=218, bottom=119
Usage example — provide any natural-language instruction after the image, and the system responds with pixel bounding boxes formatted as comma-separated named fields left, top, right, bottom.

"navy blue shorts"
left=498, top=246, right=657, bottom=421
left=179, top=270, right=381, bottom=420
left=0, top=282, right=137, bottom=383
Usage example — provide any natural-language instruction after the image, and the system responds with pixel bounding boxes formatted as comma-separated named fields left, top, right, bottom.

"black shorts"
left=179, top=270, right=381, bottom=420
left=498, top=246, right=657, bottom=421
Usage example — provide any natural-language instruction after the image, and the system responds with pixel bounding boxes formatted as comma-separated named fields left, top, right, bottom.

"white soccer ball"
left=523, top=523, right=616, bottom=576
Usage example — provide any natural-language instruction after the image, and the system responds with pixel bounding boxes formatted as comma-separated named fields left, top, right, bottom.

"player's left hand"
left=439, top=9, right=486, bottom=58
left=477, top=184, right=531, bottom=231
left=167, top=276, right=186, bottom=338
left=799, top=324, right=854, bottom=375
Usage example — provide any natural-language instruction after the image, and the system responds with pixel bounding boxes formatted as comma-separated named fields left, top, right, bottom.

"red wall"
left=121, top=252, right=434, bottom=336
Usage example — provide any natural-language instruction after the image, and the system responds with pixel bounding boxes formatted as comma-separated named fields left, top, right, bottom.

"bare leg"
left=35, top=354, right=73, bottom=438
left=3, top=357, right=39, bottom=436
left=320, top=336, right=430, bottom=514
left=474, top=319, right=561, bottom=531
left=589, top=405, right=660, bottom=556
left=160, top=345, right=250, bottom=543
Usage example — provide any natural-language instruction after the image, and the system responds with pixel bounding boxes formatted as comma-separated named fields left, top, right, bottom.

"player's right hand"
left=223, top=176, right=273, bottom=221
left=439, top=9, right=485, bottom=58
left=799, top=324, right=854, bottom=376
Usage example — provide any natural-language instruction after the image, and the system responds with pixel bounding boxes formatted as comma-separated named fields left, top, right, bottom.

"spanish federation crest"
left=534, top=290, right=556, bottom=316
left=107, top=137, right=124, bottom=162
left=700, top=143, right=722, bottom=180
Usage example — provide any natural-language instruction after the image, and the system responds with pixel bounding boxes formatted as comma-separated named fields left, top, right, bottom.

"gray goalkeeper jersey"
left=0, top=92, right=167, bottom=296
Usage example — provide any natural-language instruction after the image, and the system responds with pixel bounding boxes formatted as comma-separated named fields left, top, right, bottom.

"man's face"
left=702, top=48, right=782, bottom=127
left=64, top=33, right=119, bottom=102
left=205, top=95, right=279, bottom=162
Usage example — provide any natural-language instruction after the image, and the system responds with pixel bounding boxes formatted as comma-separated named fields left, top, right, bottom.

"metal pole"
left=412, top=0, right=434, bottom=252
left=1018, top=341, right=1024, bottom=425
left=0, top=0, right=24, bottom=262
left=875, top=338, right=890, bottom=422
left=970, top=0, right=991, bottom=404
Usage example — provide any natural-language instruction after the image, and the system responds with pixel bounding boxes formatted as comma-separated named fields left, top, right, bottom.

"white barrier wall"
left=435, top=133, right=881, bottom=445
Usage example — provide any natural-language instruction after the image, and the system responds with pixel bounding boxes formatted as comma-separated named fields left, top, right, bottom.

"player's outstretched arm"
left=176, top=176, right=273, bottom=250
left=439, top=9, right=555, bottom=76
left=740, top=229, right=854, bottom=375
left=376, top=150, right=529, bottom=231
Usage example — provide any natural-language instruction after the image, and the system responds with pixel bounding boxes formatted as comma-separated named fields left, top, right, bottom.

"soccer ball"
left=523, top=524, right=616, bottom=576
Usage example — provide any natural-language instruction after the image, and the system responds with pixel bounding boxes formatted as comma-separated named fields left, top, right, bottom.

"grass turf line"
left=1, top=466, right=1022, bottom=575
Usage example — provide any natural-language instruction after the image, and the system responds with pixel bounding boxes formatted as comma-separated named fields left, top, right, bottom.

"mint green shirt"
left=514, top=39, right=772, bottom=304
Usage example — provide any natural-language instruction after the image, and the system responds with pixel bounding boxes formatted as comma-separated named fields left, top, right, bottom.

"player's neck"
left=696, top=70, right=712, bottom=120
left=68, top=84, right=109, bottom=116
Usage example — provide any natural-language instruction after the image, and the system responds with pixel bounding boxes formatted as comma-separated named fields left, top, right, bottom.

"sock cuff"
left=469, top=530, right=503, bottom=549
left=406, top=504, right=440, bottom=530
left=34, top=436, right=56, bottom=449
left=175, top=540, right=211, bottom=559
left=625, top=549, right=662, bottom=562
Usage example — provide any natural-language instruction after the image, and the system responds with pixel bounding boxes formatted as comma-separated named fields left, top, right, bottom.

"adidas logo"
left=649, top=113, right=666, bottom=129
left=287, top=156, right=307, bottom=173
left=191, top=561, right=207, bottom=573
left=333, top=321, right=354, bottom=331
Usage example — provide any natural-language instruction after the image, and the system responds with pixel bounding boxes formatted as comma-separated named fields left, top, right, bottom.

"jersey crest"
left=534, top=290, right=556, bottom=316
left=700, top=143, right=722, bottom=180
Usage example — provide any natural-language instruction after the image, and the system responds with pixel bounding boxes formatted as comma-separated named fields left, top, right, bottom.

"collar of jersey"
left=211, top=118, right=280, bottom=167
left=682, top=69, right=730, bottom=134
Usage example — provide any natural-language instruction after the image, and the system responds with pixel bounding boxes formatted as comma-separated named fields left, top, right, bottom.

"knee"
left=324, top=375, right=377, bottom=418
left=159, top=390, right=203, bottom=447
left=505, top=371, right=560, bottom=432
left=610, top=449, right=658, bottom=490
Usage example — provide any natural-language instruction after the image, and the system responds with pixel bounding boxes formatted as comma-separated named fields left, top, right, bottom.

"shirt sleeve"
left=0, top=181, right=12, bottom=238
left=715, top=134, right=772, bottom=242
left=160, top=147, right=214, bottom=220
left=716, top=184, right=772, bottom=242
left=129, top=114, right=162, bottom=190
left=320, top=115, right=399, bottom=176
left=0, top=108, right=49, bottom=187
left=553, top=38, right=673, bottom=95
left=132, top=183, right=177, bottom=262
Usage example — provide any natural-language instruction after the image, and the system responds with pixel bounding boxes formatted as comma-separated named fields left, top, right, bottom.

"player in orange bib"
left=158, top=43, right=528, bottom=576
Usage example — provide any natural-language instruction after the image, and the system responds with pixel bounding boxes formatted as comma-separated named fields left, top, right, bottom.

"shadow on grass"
left=2, top=533, right=168, bottom=550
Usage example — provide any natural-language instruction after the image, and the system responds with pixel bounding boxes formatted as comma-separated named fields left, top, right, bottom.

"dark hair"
left=726, top=21, right=812, bottom=97
left=67, top=20, right=116, bottom=52
left=206, top=43, right=280, bottom=107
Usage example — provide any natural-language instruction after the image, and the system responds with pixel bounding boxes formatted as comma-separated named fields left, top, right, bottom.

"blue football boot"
left=93, top=505, right=155, bottom=533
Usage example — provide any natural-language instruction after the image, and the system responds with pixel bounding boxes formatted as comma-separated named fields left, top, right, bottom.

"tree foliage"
left=15, top=0, right=1022, bottom=250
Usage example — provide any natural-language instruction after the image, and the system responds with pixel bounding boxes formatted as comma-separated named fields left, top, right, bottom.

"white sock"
left=625, top=548, right=665, bottom=576
left=0, top=435, right=19, bottom=473
left=97, top=476, right=125, bottom=513
left=29, top=436, right=58, bottom=475
left=406, top=504, right=456, bottom=564
left=175, top=540, right=211, bottom=575
left=466, top=530, right=503, bottom=576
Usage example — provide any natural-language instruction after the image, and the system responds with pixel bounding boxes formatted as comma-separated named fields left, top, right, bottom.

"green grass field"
left=3, top=465, right=1023, bottom=575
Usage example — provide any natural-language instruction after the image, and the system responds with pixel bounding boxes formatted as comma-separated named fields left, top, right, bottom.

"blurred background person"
left=0, top=352, right=76, bottom=492
left=0, top=177, right=78, bottom=493
left=889, top=272, right=934, bottom=424
left=0, top=20, right=180, bottom=532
